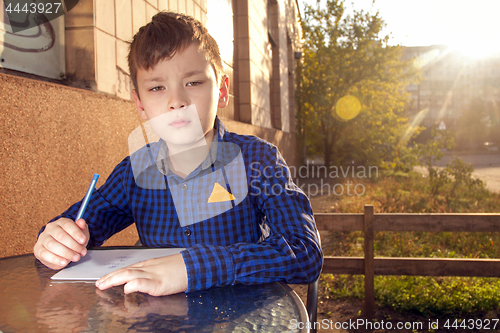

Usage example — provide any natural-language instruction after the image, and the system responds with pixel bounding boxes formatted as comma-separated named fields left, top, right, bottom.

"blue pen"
left=75, top=174, right=99, bottom=221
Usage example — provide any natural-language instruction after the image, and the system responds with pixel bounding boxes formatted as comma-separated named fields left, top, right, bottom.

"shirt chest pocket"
left=170, top=155, right=249, bottom=228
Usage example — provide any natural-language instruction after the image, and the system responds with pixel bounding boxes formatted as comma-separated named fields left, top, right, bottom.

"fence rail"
left=317, top=205, right=500, bottom=318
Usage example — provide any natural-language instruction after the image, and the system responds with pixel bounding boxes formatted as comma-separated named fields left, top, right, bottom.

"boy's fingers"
left=75, top=219, right=90, bottom=237
left=49, top=226, right=87, bottom=256
left=60, top=218, right=87, bottom=245
left=75, top=218, right=86, bottom=230
left=35, top=243, right=71, bottom=270
left=43, top=220, right=87, bottom=257
left=43, top=235, right=83, bottom=263
left=34, top=217, right=89, bottom=270
left=123, top=278, right=158, bottom=295
left=96, top=260, right=149, bottom=287
left=95, top=255, right=187, bottom=296
left=98, top=273, right=161, bottom=296
left=96, top=269, right=146, bottom=291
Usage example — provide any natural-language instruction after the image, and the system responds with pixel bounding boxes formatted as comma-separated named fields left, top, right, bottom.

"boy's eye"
left=149, top=86, right=164, bottom=92
left=187, top=81, right=201, bottom=87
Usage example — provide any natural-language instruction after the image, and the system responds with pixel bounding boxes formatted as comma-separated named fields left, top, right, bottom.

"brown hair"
left=128, top=12, right=223, bottom=94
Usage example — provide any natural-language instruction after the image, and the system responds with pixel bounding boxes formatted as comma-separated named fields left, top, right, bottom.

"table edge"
left=279, top=282, right=310, bottom=333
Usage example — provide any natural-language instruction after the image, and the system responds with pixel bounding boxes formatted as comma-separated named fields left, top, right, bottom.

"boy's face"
left=132, top=42, right=228, bottom=147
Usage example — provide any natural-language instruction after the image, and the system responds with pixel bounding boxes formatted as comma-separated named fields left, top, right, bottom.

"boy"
left=34, top=12, right=322, bottom=296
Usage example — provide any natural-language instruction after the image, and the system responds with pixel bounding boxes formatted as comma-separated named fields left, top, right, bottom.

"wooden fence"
left=316, top=205, right=500, bottom=318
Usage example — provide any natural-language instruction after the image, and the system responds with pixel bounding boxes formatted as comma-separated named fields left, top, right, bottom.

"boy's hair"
left=128, top=12, right=224, bottom=94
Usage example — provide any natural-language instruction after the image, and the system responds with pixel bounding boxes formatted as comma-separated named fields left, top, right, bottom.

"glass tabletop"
left=0, top=254, right=308, bottom=333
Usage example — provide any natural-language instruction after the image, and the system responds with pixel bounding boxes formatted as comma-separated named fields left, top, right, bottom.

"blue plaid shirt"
left=46, top=118, right=323, bottom=292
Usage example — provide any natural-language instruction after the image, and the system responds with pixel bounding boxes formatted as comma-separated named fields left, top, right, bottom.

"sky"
left=299, top=0, right=500, bottom=58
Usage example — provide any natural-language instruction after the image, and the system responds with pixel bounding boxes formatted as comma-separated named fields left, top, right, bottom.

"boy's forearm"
left=181, top=222, right=322, bottom=292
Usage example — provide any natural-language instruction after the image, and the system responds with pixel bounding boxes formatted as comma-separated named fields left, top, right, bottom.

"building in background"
left=403, top=45, right=500, bottom=129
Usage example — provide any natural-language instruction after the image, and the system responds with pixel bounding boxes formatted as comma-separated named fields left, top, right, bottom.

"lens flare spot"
left=336, top=95, right=361, bottom=120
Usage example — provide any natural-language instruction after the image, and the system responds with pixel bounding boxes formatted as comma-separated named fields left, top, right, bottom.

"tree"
left=455, top=98, right=488, bottom=150
left=413, top=129, right=455, bottom=177
left=412, top=129, right=455, bottom=196
left=296, top=0, right=418, bottom=168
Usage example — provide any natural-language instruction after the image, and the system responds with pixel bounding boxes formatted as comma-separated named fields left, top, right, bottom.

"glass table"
left=0, top=253, right=309, bottom=332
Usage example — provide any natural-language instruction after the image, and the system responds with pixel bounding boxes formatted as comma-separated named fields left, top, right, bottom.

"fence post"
left=364, top=204, right=375, bottom=318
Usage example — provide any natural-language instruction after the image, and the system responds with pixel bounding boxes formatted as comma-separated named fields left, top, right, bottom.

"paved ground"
left=415, top=152, right=500, bottom=193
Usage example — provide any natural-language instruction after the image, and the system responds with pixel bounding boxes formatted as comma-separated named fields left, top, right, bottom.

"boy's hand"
left=34, top=218, right=89, bottom=270
left=95, top=253, right=188, bottom=296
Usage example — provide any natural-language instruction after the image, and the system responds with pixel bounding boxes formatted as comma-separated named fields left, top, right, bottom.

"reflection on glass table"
left=0, top=253, right=308, bottom=332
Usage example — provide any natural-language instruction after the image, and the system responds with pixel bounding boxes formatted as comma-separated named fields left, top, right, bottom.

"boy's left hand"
left=95, top=253, right=188, bottom=296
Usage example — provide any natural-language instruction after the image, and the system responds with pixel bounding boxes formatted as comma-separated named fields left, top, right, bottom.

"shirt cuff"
left=181, top=244, right=235, bottom=292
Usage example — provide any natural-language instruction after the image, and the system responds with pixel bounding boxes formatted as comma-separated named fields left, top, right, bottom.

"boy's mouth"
left=170, top=119, right=191, bottom=128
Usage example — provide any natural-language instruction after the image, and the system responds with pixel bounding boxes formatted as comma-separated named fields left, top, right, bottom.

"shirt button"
left=181, top=183, right=188, bottom=191
left=184, top=228, right=191, bottom=236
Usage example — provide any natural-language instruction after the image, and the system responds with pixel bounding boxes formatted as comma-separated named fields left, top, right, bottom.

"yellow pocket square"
left=208, top=182, right=235, bottom=203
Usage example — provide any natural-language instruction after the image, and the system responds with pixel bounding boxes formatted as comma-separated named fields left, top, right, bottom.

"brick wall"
left=0, top=73, right=141, bottom=257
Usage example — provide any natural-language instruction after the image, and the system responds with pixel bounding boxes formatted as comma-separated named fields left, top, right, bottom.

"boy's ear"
left=132, top=89, right=148, bottom=120
left=218, top=75, right=229, bottom=108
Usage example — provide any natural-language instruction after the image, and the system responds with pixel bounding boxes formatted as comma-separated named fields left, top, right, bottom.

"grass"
left=310, top=169, right=500, bottom=317
left=322, top=274, right=500, bottom=317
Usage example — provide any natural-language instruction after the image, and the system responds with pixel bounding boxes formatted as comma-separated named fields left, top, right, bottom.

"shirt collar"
left=155, top=117, right=227, bottom=176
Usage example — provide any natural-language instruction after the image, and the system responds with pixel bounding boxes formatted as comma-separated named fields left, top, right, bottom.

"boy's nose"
left=168, top=89, right=189, bottom=110
left=169, top=101, right=186, bottom=110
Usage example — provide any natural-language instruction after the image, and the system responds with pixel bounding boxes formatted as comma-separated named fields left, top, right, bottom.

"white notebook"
left=51, top=248, right=185, bottom=281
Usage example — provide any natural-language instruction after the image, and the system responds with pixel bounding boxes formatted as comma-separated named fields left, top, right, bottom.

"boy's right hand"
left=34, top=218, right=90, bottom=270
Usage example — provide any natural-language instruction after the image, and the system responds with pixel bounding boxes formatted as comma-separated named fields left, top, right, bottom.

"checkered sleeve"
left=182, top=141, right=323, bottom=292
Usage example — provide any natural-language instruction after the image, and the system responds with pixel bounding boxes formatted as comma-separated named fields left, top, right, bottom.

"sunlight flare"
left=336, top=95, right=361, bottom=121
